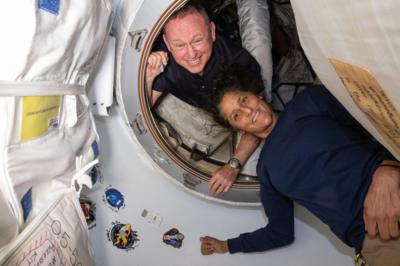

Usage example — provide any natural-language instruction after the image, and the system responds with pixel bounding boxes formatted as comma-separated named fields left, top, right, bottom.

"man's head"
left=163, top=2, right=216, bottom=76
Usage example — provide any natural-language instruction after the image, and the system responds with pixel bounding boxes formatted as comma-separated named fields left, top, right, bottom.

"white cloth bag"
left=290, top=0, right=400, bottom=159
left=0, top=190, right=96, bottom=266
left=0, top=0, right=113, bottom=262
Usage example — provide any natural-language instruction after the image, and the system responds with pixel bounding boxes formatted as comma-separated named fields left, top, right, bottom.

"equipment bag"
left=0, top=0, right=112, bottom=262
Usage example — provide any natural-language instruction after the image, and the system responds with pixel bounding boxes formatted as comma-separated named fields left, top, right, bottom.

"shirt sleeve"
left=227, top=172, right=295, bottom=253
left=152, top=72, right=171, bottom=93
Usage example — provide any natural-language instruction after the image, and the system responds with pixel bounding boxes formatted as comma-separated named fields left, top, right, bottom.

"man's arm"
left=364, top=160, right=400, bottom=240
left=146, top=51, right=168, bottom=105
left=208, top=133, right=260, bottom=195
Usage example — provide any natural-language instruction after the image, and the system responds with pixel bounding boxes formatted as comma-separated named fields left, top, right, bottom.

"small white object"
left=88, top=36, right=116, bottom=117
left=159, top=62, right=164, bottom=73
left=141, top=209, right=163, bottom=227
left=65, top=95, right=78, bottom=127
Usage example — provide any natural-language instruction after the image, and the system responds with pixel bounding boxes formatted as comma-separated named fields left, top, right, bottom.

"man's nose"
left=186, top=44, right=196, bottom=58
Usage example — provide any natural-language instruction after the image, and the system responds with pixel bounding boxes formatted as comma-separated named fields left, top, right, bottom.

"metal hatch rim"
left=136, top=0, right=260, bottom=190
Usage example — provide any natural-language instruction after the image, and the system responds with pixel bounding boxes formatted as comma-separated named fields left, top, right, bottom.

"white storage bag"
left=0, top=0, right=113, bottom=263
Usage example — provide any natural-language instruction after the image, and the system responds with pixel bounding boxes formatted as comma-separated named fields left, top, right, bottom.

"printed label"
left=5, top=229, right=67, bottom=266
left=2, top=195, right=93, bottom=266
left=21, top=96, right=61, bottom=141
left=91, top=141, right=99, bottom=158
left=38, top=0, right=60, bottom=15
left=21, top=187, right=33, bottom=222
left=330, top=58, right=400, bottom=157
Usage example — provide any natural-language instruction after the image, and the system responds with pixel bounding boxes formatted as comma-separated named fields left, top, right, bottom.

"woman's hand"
left=200, top=236, right=229, bottom=255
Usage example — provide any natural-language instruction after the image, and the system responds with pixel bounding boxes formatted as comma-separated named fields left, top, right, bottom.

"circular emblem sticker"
left=107, top=222, right=139, bottom=251
left=103, top=186, right=126, bottom=212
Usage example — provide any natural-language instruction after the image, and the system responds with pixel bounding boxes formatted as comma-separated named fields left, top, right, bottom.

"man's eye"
left=241, top=96, right=247, bottom=103
left=193, top=38, right=203, bottom=44
left=233, top=112, right=239, bottom=121
left=174, top=43, right=185, bottom=48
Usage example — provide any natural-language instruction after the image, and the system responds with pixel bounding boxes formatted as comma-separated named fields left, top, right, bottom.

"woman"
left=200, top=67, right=400, bottom=266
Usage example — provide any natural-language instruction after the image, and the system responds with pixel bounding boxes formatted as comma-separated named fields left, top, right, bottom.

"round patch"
left=79, top=198, right=96, bottom=229
left=163, top=228, right=184, bottom=248
left=105, top=187, right=125, bottom=210
left=107, top=222, right=139, bottom=250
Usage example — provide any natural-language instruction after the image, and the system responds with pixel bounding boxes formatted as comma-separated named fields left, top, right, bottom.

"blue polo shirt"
left=152, top=34, right=262, bottom=109
left=228, top=85, right=394, bottom=253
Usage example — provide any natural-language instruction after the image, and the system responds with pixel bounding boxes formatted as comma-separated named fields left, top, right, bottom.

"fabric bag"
left=0, top=0, right=113, bottom=262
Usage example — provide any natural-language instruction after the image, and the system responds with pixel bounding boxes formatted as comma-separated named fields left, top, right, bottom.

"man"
left=146, top=1, right=263, bottom=196
left=146, top=2, right=399, bottom=240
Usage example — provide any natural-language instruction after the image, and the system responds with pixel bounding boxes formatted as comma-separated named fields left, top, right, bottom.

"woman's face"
left=218, top=91, right=277, bottom=138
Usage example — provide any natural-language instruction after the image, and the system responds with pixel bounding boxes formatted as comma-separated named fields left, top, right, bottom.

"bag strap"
left=0, top=81, right=85, bottom=96
left=71, top=155, right=99, bottom=195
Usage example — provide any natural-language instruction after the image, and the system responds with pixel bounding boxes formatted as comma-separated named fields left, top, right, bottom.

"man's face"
left=163, top=11, right=216, bottom=76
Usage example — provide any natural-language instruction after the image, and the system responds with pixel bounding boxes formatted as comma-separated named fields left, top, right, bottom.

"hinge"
left=183, top=173, right=201, bottom=190
left=128, top=29, right=148, bottom=52
left=130, top=113, right=147, bottom=135
left=153, top=147, right=170, bottom=165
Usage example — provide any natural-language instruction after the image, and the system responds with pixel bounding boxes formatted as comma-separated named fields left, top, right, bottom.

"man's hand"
left=363, top=161, right=400, bottom=240
left=200, top=236, right=228, bottom=255
left=146, top=51, right=168, bottom=95
left=208, top=165, right=239, bottom=195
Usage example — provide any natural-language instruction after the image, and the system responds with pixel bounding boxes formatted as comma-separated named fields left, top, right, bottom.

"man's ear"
left=163, top=33, right=171, bottom=51
left=210, top=21, right=216, bottom=42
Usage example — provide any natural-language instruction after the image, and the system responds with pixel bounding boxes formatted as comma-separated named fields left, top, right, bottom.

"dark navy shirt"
left=152, top=34, right=262, bottom=109
left=228, top=86, right=394, bottom=253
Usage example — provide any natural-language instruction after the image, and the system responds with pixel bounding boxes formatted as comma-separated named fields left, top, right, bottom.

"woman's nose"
left=242, top=106, right=252, bottom=115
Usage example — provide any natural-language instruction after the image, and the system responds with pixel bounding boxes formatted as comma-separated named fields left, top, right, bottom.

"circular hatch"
left=114, top=0, right=261, bottom=204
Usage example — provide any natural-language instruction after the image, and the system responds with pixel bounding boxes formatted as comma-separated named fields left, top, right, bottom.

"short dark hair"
left=164, top=1, right=210, bottom=30
left=209, top=65, right=265, bottom=128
